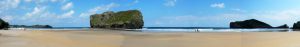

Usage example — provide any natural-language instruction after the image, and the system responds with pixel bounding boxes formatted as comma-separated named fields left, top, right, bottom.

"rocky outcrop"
left=293, top=21, right=300, bottom=29
left=90, top=10, right=144, bottom=29
left=0, top=18, right=9, bottom=30
left=275, top=24, right=289, bottom=28
left=10, top=25, right=52, bottom=28
left=230, top=19, right=272, bottom=28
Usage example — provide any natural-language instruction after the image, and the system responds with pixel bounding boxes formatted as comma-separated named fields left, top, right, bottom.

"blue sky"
left=1, top=0, right=300, bottom=27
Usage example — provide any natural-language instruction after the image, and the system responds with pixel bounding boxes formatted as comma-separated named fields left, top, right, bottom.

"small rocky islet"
left=90, top=10, right=144, bottom=29
left=230, top=19, right=290, bottom=28
left=230, top=19, right=272, bottom=28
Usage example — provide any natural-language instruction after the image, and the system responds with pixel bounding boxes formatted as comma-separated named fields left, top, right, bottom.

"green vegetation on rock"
left=90, top=10, right=144, bottom=29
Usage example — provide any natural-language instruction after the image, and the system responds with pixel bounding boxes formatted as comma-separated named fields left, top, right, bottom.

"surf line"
left=195, top=29, right=200, bottom=32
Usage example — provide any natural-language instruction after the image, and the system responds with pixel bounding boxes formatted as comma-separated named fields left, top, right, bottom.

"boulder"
left=275, top=24, right=289, bottom=28
left=0, top=18, right=9, bottom=30
left=90, top=10, right=144, bottom=29
left=230, top=19, right=272, bottom=28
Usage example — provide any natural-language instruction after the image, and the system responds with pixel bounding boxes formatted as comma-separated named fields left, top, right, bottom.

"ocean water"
left=139, top=27, right=292, bottom=32
left=8, top=27, right=293, bottom=32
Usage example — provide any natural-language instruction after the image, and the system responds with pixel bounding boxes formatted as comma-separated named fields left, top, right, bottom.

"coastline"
left=1, top=30, right=300, bottom=47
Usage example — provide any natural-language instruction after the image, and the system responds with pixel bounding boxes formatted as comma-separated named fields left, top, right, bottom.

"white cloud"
left=211, top=3, right=225, bottom=8
left=152, top=9, right=300, bottom=27
left=231, top=8, right=247, bottom=12
left=128, top=0, right=139, bottom=6
left=164, top=0, right=177, bottom=7
left=21, top=6, right=75, bottom=26
left=151, top=13, right=246, bottom=27
left=79, top=3, right=119, bottom=18
left=60, top=10, right=75, bottom=18
left=249, top=9, right=300, bottom=27
left=24, top=6, right=75, bottom=19
left=90, top=3, right=119, bottom=13
left=24, top=0, right=32, bottom=2
left=25, top=6, right=46, bottom=17
left=21, top=6, right=58, bottom=24
left=25, top=0, right=67, bottom=4
left=61, top=2, right=73, bottom=10
left=50, top=0, right=58, bottom=2
left=27, top=0, right=48, bottom=3
left=0, top=0, right=76, bottom=26
left=133, top=0, right=139, bottom=4
left=0, top=0, right=20, bottom=10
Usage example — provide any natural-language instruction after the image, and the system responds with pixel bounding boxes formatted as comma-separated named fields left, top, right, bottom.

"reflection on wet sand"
left=1, top=30, right=300, bottom=47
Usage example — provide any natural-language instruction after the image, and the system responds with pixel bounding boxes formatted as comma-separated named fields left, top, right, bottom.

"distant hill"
left=10, top=25, right=52, bottom=28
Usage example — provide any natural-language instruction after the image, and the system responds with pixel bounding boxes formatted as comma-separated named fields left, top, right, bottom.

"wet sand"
left=0, top=30, right=300, bottom=47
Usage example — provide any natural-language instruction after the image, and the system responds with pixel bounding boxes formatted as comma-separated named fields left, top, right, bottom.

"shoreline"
left=1, top=30, right=300, bottom=47
left=5, top=27, right=295, bottom=32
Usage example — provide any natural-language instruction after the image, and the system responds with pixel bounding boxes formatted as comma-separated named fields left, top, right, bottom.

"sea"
left=7, top=27, right=295, bottom=32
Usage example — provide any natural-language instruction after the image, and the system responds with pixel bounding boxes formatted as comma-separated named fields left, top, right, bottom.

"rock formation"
left=275, top=24, right=289, bottom=28
left=90, top=10, right=144, bottom=29
left=0, top=18, right=9, bottom=30
left=293, top=21, right=300, bottom=29
left=230, top=19, right=272, bottom=28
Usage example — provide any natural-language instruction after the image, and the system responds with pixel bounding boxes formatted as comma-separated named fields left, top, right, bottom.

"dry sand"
left=0, top=30, right=300, bottom=47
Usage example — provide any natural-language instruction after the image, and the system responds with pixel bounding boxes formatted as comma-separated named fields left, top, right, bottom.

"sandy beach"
left=0, top=30, right=300, bottom=47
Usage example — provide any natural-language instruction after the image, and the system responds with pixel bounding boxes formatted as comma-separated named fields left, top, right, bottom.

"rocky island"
left=230, top=19, right=289, bottom=28
left=0, top=18, right=9, bottom=30
left=90, top=10, right=144, bottom=29
left=230, top=19, right=272, bottom=28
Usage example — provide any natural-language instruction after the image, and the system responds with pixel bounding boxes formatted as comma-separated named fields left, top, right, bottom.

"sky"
left=1, top=0, right=300, bottom=27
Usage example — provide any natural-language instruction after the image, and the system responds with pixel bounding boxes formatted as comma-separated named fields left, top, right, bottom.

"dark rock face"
left=230, top=19, right=272, bottom=28
left=293, top=21, right=300, bottom=29
left=0, top=19, right=9, bottom=30
left=275, top=24, right=289, bottom=28
left=90, top=10, right=144, bottom=29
